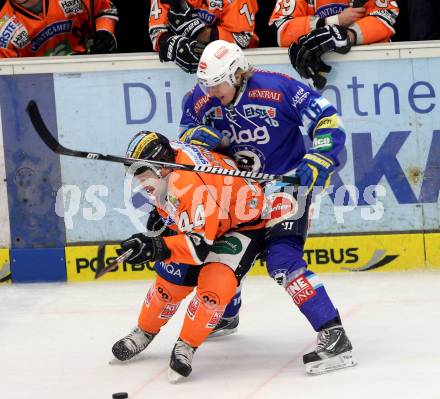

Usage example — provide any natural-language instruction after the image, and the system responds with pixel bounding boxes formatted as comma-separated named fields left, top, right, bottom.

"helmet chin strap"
left=227, top=76, right=248, bottom=107
left=225, top=85, right=240, bottom=107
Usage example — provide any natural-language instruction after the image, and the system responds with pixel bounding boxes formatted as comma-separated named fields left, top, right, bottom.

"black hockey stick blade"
left=26, top=100, right=77, bottom=156
left=94, top=246, right=134, bottom=280
left=26, top=100, right=299, bottom=185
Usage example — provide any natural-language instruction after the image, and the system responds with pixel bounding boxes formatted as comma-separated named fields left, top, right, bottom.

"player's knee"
left=197, top=263, right=238, bottom=306
left=151, top=276, right=191, bottom=303
left=266, top=237, right=307, bottom=286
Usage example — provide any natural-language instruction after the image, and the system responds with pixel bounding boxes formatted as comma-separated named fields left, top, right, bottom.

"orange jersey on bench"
left=0, top=0, right=117, bottom=57
left=149, top=0, right=259, bottom=51
left=157, top=143, right=265, bottom=265
left=269, top=0, right=399, bottom=46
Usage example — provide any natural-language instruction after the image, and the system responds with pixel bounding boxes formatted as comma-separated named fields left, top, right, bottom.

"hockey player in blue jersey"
left=177, top=39, right=356, bottom=374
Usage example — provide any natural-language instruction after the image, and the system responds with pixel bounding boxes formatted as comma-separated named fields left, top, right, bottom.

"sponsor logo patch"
left=194, top=95, right=210, bottom=114
left=207, top=310, right=224, bottom=328
left=264, top=192, right=298, bottom=227
left=286, top=275, right=317, bottom=307
left=0, top=16, right=19, bottom=48
left=215, top=45, right=228, bottom=59
left=211, top=236, right=243, bottom=255
left=291, top=87, right=310, bottom=107
left=187, top=296, right=200, bottom=320
left=243, top=104, right=279, bottom=127
left=159, top=303, right=179, bottom=319
left=222, top=125, right=270, bottom=145
left=248, top=89, right=282, bottom=102
left=31, top=20, right=73, bottom=52
left=145, top=285, right=155, bottom=307
left=312, top=133, right=333, bottom=151
left=11, top=25, right=30, bottom=49
left=58, top=0, right=83, bottom=16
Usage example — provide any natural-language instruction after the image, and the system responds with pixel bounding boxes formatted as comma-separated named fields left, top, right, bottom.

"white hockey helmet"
left=197, top=40, right=250, bottom=91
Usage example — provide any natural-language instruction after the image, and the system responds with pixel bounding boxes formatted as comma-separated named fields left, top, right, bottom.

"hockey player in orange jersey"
left=111, top=131, right=265, bottom=382
left=269, top=0, right=399, bottom=88
left=0, top=0, right=118, bottom=57
left=149, top=0, right=258, bottom=74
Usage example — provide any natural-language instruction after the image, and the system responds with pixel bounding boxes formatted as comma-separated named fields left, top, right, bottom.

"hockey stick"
left=26, top=100, right=300, bottom=185
left=95, top=246, right=134, bottom=280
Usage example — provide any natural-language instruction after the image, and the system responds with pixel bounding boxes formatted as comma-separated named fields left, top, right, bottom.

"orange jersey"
left=269, top=0, right=399, bottom=46
left=0, top=0, right=117, bottom=57
left=149, top=0, right=259, bottom=51
left=156, top=143, right=265, bottom=265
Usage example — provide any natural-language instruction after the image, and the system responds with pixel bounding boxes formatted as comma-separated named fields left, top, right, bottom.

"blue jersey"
left=180, top=69, right=345, bottom=175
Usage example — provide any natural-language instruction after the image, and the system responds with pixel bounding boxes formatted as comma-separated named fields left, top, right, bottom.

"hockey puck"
left=112, top=393, right=128, bottom=399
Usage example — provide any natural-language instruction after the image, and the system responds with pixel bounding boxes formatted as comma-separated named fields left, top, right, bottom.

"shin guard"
left=138, top=276, right=193, bottom=334
left=179, top=262, right=237, bottom=347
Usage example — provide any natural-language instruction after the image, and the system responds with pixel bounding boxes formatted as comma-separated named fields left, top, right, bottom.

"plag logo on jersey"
left=222, top=124, right=270, bottom=145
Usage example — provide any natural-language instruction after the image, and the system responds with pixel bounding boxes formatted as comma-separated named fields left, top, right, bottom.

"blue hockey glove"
left=295, top=152, right=335, bottom=194
left=179, top=125, right=226, bottom=149
left=117, top=233, right=170, bottom=265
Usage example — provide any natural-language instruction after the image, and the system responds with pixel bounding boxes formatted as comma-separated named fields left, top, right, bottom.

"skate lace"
left=316, top=330, right=331, bottom=351
left=174, top=341, right=194, bottom=366
left=124, top=327, right=151, bottom=353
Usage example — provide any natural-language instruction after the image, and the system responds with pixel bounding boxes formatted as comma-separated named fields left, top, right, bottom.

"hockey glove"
left=289, top=42, right=331, bottom=89
left=299, top=25, right=351, bottom=57
left=295, top=152, right=335, bottom=194
left=168, top=6, right=207, bottom=39
left=146, top=207, right=173, bottom=236
left=89, top=30, right=117, bottom=54
left=146, top=208, right=166, bottom=232
left=117, top=233, right=171, bottom=265
left=179, top=125, right=226, bottom=149
left=159, top=35, right=205, bottom=74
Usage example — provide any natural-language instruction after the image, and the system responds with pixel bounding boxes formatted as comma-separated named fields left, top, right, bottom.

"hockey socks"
left=285, top=270, right=339, bottom=331
left=138, top=276, right=193, bottom=334
left=180, top=262, right=237, bottom=347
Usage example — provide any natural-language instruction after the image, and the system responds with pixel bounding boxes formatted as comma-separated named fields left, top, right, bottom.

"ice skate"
left=112, top=326, right=156, bottom=361
left=208, top=315, right=239, bottom=338
left=167, top=339, right=197, bottom=383
left=303, top=325, right=356, bottom=375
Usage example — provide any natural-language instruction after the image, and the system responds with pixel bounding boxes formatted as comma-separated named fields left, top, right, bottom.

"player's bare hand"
left=338, top=7, right=365, bottom=27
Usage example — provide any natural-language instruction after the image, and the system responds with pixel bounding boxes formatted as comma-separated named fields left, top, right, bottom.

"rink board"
left=425, top=233, right=440, bottom=270
left=0, top=248, right=11, bottom=284
left=65, top=245, right=156, bottom=282
left=64, top=232, right=429, bottom=282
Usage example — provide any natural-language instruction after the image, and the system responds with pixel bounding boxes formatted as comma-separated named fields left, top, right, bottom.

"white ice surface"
left=2, top=272, right=440, bottom=399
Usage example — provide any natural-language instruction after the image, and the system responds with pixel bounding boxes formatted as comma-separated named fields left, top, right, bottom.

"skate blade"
left=305, top=351, right=357, bottom=375
left=207, top=327, right=238, bottom=339
left=167, top=367, right=186, bottom=384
